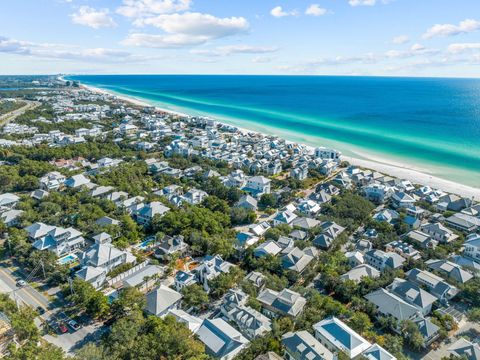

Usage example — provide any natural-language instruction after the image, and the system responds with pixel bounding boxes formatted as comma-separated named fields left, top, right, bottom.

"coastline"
left=80, top=83, right=480, bottom=200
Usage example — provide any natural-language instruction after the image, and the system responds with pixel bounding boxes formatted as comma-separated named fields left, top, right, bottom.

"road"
left=0, top=262, right=106, bottom=356
left=0, top=100, right=39, bottom=126
left=0, top=264, right=50, bottom=311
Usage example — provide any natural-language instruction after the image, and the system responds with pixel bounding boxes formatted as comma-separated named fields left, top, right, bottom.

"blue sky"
left=1, top=0, right=480, bottom=76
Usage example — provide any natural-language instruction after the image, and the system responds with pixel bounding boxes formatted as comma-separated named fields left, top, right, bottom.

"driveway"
left=43, top=322, right=107, bottom=355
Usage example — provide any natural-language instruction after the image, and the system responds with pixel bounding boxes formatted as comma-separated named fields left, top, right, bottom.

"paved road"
left=0, top=100, right=39, bottom=126
left=0, top=264, right=50, bottom=311
left=0, top=263, right=106, bottom=355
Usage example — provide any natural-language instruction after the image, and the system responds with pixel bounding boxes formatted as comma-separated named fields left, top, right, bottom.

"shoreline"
left=79, top=83, right=480, bottom=200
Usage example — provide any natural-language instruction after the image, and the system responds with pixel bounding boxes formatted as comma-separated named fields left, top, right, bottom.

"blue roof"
left=323, top=322, right=352, bottom=349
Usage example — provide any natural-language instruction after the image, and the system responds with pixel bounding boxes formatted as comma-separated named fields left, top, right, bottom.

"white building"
left=314, top=147, right=341, bottom=161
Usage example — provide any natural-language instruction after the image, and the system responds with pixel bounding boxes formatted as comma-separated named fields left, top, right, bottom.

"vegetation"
left=322, top=191, right=375, bottom=231
left=64, top=279, right=110, bottom=319
left=181, top=284, right=209, bottom=309
left=0, top=100, right=26, bottom=116
left=74, top=311, right=208, bottom=360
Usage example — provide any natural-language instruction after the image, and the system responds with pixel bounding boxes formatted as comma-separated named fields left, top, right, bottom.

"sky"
left=1, top=0, right=480, bottom=77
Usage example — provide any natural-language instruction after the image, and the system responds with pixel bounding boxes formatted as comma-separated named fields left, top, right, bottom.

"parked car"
left=68, top=319, right=80, bottom=331
left=57, top=312, right=68, bottom=321
left=58, top=322, right=68, bottom=334
left=36, top=306, right=45, bottom=315
left=16, top=280, right=26, bottom=287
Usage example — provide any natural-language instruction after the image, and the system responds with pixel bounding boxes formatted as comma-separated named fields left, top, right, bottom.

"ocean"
left=67, top=75, right=480, bottom=188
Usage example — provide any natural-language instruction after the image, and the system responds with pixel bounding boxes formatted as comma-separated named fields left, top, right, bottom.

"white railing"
left=107, top=260, right=149, bottom=286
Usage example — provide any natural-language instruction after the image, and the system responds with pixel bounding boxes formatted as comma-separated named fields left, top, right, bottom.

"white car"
left=16, top=280, right=26, bottom=287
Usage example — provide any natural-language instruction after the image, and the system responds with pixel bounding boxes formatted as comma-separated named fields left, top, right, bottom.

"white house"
left=197, top=318, right=249, bottom=360
left=195, top=255, right=234, bottom=292
left=145, top=285, right=182, bottom=317
left=25, top=222, right=85, bottom=256
left=420, top=223, right=458, bottom=243
left=244, top=176, right=271, bottom=196
left=314, top=147, right=341, bottom=161
left=39, top=171, right=66, bottom=191
left=282, top=331, right=335, bottom=360
left=133, top=201, right=170, bottom=225
left=0, top=193, right=20, bottom=209
left=313, top=317, right=371, bottom=359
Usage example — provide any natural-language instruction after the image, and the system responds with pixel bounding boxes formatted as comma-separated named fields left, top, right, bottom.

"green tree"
left=181, top=284, right=209, bottom=309
left=111, top=287, right=146, bottom=319
left=347, top=312, right=373, bottom=335
left=467, top=307, right=480, bottom=323
left=259, top=194, right=277, bottom=209
left=10, top=306, right=39, bottom=341
left=67, top=279, right=110, bottom=319
left=401, top=320, right=424, bottom=351
left=209, top=266, right=245, bottom=299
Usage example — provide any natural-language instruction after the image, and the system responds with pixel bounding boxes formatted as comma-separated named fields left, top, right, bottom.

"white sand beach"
left=80, top=83, right=480, bottom=200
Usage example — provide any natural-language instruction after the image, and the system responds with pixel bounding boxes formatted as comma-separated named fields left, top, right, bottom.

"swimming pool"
left=58, top=254, right=78, bottom=265
left=136, top=238, right=155, bottom=250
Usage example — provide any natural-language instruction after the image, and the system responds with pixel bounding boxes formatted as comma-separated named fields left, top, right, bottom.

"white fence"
left=107, top=260, right=149, bottom=287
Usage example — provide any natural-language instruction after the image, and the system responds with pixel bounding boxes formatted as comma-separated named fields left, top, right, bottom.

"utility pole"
left=5, top=233, right=10, bottom=257
left=40, top=260, right=46, bottom=280
left=68, top=277, right=74, bottom=296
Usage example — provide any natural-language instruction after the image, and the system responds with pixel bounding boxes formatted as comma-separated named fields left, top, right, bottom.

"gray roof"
left=341, top=264, right=380, bottom=283
left=448, top=338, right=480, bottom=360
left=225, top=304, right=272, bottom=338
left=145, top=285, right=182, bottom=316
left=406, top=268, right=458, bottom=299
left=197, top=318, right=249, bottom=358
left=388, top=278, right=437, bottom=311
left=282, top=331, right=334, bottom=360
left=292, top=217, right=321, bottom=230
left=426, top=259, right=474, bottom=284
left=122, top=265, right=163, bottom=288
left=281, top=247, right=316, bottom=273
left=363, top=344, right=397, bottom=360
left=413, top=316, right=440, bottom=342
left=257, top=288, right=306, bottom=317
left=83, top=243, right=126, bottom=267
left=365, top=288, right=419, bottom=321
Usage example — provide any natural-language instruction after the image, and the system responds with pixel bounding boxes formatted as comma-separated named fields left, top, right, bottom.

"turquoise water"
left=58, top=253, right=78, bottom=265
left=136, top=238, right=154, bottom=250
left=68, top=75, right=480, bottom=188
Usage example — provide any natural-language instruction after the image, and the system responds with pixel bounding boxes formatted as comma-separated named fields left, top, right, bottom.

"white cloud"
left=385, top=43, right=438, bottom=58
left=270, top=6, right=297, bottom=18
left=392, top=35, right=409, bottom=44
left=71, top=6, right=117, bottom=29
left=123, top=12, right=249, bottom=48
left=191, top=45, right=278, bottom=56
left=122, top=33, right=210, bottom=48
left=423, top=19, right=480, bottom=39
left=278, top=53, right=378, bottom=73
left=252, top=56, right=273, bottom=63
left=222, top=45, right=278, bottom=55
left=410, top=43, right=425, bottom=51
left=305, top=4, right=327, bottom=16
left=447, top=42, right=480, bottom=53
left=0, top=36, right=149, bottom=63
left=348, top=0, right=376, bottom=7
left=134, top=12, right=249, bottom=37
left=117, top=0, right=191, bottom=18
